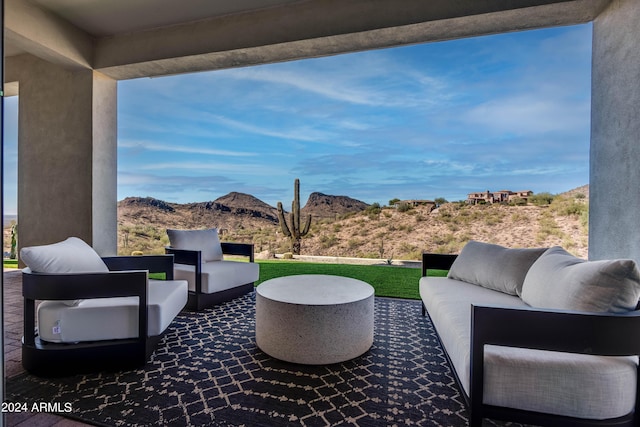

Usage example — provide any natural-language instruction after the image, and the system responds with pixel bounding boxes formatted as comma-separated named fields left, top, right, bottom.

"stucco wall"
left=590, top=0, right=640, bottom=262
left=7, top=54, right=117, bottom=256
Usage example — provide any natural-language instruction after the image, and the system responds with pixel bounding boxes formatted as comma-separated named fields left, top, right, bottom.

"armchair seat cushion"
left=37, top=279, right=188, bottom=343
left=419, top=276, right=638, bottom=420
left=174, top=261, right=259, bottom=294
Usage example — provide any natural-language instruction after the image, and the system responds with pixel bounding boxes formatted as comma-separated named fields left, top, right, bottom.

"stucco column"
left=589, top=0, right=640, bottom=263
left=7, top=54, right=117, bottom=257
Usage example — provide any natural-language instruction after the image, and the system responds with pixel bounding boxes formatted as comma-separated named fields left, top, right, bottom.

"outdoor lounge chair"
left=165, top=228, right=259, bottom=311
left=20, top=237, right=188, bottom=377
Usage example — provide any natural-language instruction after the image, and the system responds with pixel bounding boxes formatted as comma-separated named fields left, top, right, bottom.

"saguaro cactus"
left=277, top=179, right=312, bottom=255
left=10, top=222, right=18, bottom=260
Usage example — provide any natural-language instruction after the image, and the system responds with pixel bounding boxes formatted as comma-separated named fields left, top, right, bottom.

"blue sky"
left=3, top=23, right=592, bottom=214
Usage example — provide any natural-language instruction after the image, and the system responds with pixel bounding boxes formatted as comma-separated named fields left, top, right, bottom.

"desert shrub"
left=511, top=212, right=527, bottom=222
left=529, top=192, right=555, bottom=206
left=439, top=210, right=452, bottom=219
left=484, top=215, right=502, bottom=226
left=365, top=202, right=382, bottom=219
left=509, top=197, right=528, bottom=206
left=536, top=214, right=564, bottom=243
left=333, top=223, right=342, bottom=232
left=397, top=202, right=412, bottom=213
left=432, top=233, right=457, bottom=246
left=320, top=234, right=338, bottom=248
left=359, top=252, right=380, bottom=259
left=550, top=197, right=588, bottom=217
left=401, top=250, right=423, bottom=260
left=580, top=209, right=589, bottom=231
left=575, top=193, right=586, bottom=199
left=399, top=242, right=418, bottom=254
left=397, top=224, right=413, bottom=233
left=347, top=238, right=363, bottom=249
left=434, top=197, right=448, bottom=206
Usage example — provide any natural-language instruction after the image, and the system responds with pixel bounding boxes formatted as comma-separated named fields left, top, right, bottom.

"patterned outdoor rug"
left=6, top=294, right=508, bottom=427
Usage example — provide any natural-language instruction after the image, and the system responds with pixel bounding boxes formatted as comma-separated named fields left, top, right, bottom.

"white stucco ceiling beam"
left=94, top=0, right=611, bottom=80
left=5, top=0, right=93, bottom=70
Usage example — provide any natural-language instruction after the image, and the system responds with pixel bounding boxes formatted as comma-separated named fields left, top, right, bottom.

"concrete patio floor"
left=3, top=270, right=89, bottom=427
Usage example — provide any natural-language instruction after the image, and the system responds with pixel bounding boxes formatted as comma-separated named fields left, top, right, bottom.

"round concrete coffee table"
left=255, top=274, right=375, bottom=365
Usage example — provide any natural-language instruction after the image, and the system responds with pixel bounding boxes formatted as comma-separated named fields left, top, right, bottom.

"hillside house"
left=467, top=190, right=533, bottom=205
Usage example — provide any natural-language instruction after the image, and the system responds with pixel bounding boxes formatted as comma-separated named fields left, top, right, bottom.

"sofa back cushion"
left=20, top=236, right=109, bottom=274
left=447, top=240, right=547, bottom=296
left=167, top=228, right=223, bottom=262
left=521, top=246, right=640, bottom=313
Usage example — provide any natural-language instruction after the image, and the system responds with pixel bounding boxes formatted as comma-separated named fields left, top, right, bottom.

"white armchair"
left=20, top=237, right=188, bottom=376
left=165, top=228, right=259, bottom=311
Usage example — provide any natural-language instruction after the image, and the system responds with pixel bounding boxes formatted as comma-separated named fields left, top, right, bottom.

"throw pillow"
left=20, top=236, right=109, bottom=274
left=521, top=246, right=640, bottom=313
left=448, top=240, right=547, bottom=296
left=166, top=228, right=223, bottom=262
left=20, top=237, right=109, bottom=307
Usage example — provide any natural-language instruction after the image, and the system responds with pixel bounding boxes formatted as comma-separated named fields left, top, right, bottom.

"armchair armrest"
left=469, top=304, right=640, bottom=425
left=421, top=253, right=457, bottom=277
left=164, top=247, right=203, bottom=294
left=22, top=269, right=149, bottom=347
left=164, top=247, right=202, bottom=266
left=103, top=254, right=175, bottom=279
left=221, top=242, right=255, bottom=262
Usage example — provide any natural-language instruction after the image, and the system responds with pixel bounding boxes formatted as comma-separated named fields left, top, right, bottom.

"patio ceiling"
left=5, top=0, right=612, bottom=81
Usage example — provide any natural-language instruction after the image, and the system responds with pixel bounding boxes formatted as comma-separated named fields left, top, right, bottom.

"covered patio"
left=2, top=268, right=470, bottom=426
left=3, top=0, right=640, bottom=425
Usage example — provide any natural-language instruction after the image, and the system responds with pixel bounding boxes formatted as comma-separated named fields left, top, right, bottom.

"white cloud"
left=206, top=114, right=336, bottom=143
left=139, top=161, right=284, bottom=175
left=119, top=140, right=256, bottom=156
left=465, top=95, right=590, bottom=136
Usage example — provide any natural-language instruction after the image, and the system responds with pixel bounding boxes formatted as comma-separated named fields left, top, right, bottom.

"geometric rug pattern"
left=6, top=294, right=515, bottom=426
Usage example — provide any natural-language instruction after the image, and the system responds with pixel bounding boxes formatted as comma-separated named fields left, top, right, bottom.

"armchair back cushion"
left=167, top=228, right=223, bottom=262
left=20, top=237, right=110, bottom=307
left=521, top=246, right=640, bottom=313
left=20, top=237, right=109, bottom=274
left=447, top=240, right=546, bottom=296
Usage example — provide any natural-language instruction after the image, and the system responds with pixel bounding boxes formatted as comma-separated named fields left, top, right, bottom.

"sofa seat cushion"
left=419, top=276, right=638, bottom=420
left=37, top=279, right=188, bottom=343
left=484, top=345, right=637, bottom=420
left=174, top=260, right=259, bottom=294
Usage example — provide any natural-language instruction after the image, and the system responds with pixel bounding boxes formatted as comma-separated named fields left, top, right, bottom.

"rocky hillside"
left=113, top=189, right=589, bottom=259
left=116, top=191, right=370, bottom=254
left=4, top=189, right=589, bottom=260
left=302, top=192, right=370, bottom=218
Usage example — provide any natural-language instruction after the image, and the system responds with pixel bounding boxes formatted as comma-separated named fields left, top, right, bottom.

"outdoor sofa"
left=165, top=228, right=259, bottom=311
left=419, top=240, right=640, bottom=427
left=20, top=237, right=188, bottom=376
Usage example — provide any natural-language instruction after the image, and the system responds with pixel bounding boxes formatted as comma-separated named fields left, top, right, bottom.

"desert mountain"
left=301, top=192, right=369, bottom=218
left=118, top=191, right=370, bottom=233
left=110, top=187, right=589, bottom=259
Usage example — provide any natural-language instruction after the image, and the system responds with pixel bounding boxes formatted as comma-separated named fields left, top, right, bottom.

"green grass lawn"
left=3, top=258, right=447, bottom=300
left=3, top=259, right=18, bottom=269
left=256, top=260, right=447, bottom=300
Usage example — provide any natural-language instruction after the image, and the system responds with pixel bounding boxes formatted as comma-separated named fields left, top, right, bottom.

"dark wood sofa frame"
left=23, top=255, right=177, bottom=377
left=421, top=253, right=640, bottom=427
left=165, top=242, right=255, bottom=311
